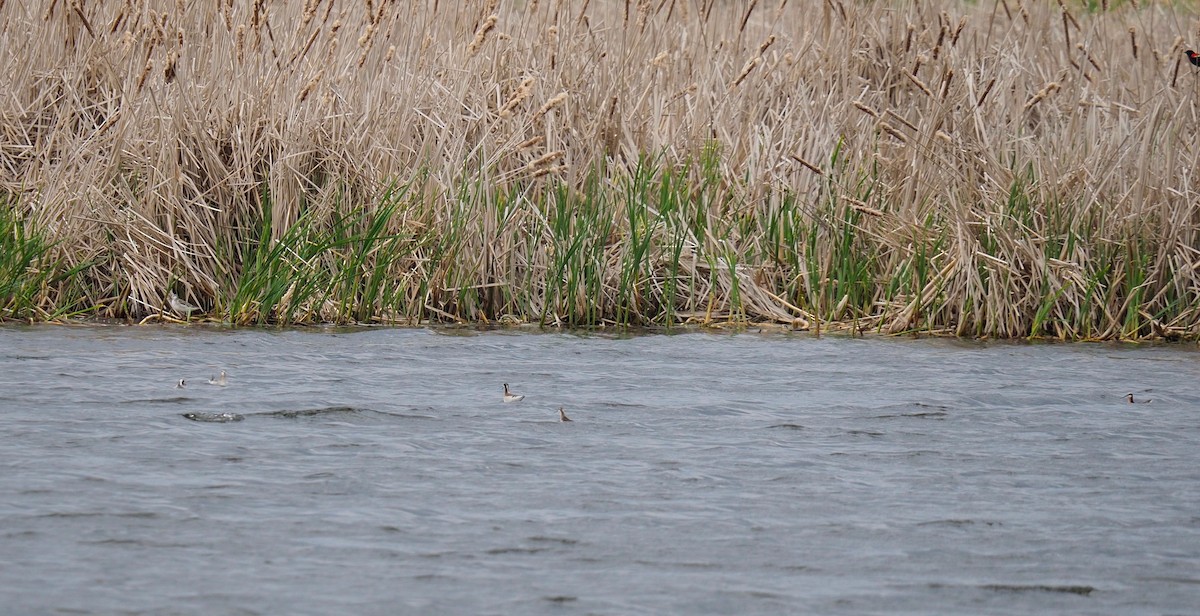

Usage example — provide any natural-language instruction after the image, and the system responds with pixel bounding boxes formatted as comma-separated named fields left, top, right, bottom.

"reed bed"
left=2, top=0, right=1200, bottom=339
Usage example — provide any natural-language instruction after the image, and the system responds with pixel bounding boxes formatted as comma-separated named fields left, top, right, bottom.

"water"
left=1, top=325, right=1198, bottom=615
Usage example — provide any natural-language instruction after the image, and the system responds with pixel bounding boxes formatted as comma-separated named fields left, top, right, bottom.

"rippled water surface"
left=1, top=325, right=1198, bottom=614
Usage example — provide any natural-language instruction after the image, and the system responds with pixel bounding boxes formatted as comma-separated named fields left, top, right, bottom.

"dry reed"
left=2, top=0, right=1200, bottom=340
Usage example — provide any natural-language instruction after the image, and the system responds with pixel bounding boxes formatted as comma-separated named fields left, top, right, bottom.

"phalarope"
left=502, top=383, right=524, bottom=403
left=558, top=407, right=572, bottom=422
left=208, top=370, right=228, bottom=387
left=1125, top=393, right=1150, bottom=404
left=168, top=292, right=201, bottom=317
left=175, top=378, right=187, bottom=389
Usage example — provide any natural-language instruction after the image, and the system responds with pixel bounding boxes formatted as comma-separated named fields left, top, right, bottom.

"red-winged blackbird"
left=1187, top=50, right=1200, bottom=67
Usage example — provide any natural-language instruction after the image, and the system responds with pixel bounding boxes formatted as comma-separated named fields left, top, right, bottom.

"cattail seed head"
left=527, top=150, right=564, bottom=169
left=298, top=69, right=324, bottom=103
left=731, top=56, right=762, bottom=88
left=163, top=50, right=178, bottom=83
left=1023, top=82, right=1059, bottom=112
left=853, top=100, right=879, bottom=118
left=532, top=91, right=568, bottom=122
left=499, top=76, right=535, bottom=118
left=469, top=15, right=498, bottom=56
left=136, top=58, right=153, bottom=91
left=235, top=24, right=246, bottom=63
left=517, top=136, right=544, bottom=150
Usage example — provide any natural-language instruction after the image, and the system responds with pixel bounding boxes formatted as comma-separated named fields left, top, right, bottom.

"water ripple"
left=1, top=326, right=1198, bottom=614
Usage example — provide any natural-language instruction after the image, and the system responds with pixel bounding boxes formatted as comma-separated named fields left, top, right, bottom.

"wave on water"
left=871, top=402, right=951, bottom=419
left=261, top=406, right=363, bottom=419
left=181, top=406, right=438, bottom=424
left=181, top=412, right=244, bottom=423
left=978, top=584, right=1094, bottom=596
left=136, top=396, right=192, bottom=404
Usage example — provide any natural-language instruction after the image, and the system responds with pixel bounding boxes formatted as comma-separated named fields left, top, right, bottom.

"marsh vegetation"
left=2, top=0, right=1199, bottom=339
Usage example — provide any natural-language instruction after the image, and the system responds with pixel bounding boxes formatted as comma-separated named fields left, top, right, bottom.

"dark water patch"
left=417, top=551, right=464, bottom=560
left=32, top=511, right=96, bottom=520
left=543, top=595, right=577, bottom=603
left=845, top=429, right=884, bottom=438
left=635, top=559, right=722, bottom=570
left=902, top=450, right=944, bottom=458
left=516, top=418, right=573, bottom=426
left=322, top=443, right=364, bottom=450
left=917, top=519, right=1002, bottom=527
left=767, top=423, right=805, bottom=430
left=81, top=538, right=193, bottom=549
left=596, top=401, right=651, bottom=410
left=1135, top=576, right=1200, bottom=585
left=39, top=511, right=159, bottom=520
left=692, top=405, right=747, bottom=417
left=770, top=564, right=813, bottom=572
left=872, top=402, right=951, bottom=419
left=979, top=584, right=1095, bottom=596
left=259, top=406, right=366, bottom=419
left=485, top=546, right=548, bottom=555
left=872, top=410, right=949, bottom=419
left=528, top=536, right=579, bottom=546
left=724, top=589, right=788, bottom=600
left=377, top=409, right=438, bottom=420
left=82, top=538, right=145, bottom=546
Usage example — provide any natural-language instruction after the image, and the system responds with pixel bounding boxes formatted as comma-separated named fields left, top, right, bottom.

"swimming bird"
left=1125, top=393, right=1151, bottom=404
left=502, top=383, right=524, bottom=403
left=168, top=292, right=201, bottom=317
left=558, top=407, right=572, bottom=422
left=175, top=379, right=187, bottom=389
left=208, top=370, right=228, bottom=387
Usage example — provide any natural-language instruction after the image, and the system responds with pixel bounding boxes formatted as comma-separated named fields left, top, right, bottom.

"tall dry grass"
left=2, top=0, right=1199, bottom=338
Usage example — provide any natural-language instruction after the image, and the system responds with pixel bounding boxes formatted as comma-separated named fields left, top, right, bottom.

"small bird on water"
left=1125, top=393, right=1151, bottom=404
left=503, top=383, right=524, bottom=403
left=175, top=379, right=187, bottom=389
left=208, top=370, right=228, bottom=387
left=558, top=407, right=572, bottom=422
left=168, top=292, right=201, bottom=317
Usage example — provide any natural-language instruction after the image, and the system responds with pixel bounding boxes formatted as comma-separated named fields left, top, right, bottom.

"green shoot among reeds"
left=0, top=194, right=90, bottom=321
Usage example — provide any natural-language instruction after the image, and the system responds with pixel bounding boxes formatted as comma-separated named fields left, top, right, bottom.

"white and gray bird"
left=208, top=370, right=228, bottom=387
left=502, top=383, right=524, bottom=403
left=168, top=292, right=201, bottom=317
left=558, top=407, right=572, bottom=422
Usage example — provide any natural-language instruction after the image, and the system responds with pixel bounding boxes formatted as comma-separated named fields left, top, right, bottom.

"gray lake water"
left=1, top=325, right=1198, bottom=615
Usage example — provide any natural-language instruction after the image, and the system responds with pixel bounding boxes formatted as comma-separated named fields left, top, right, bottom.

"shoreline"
left=2, top=317, right=1193, bottom=346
